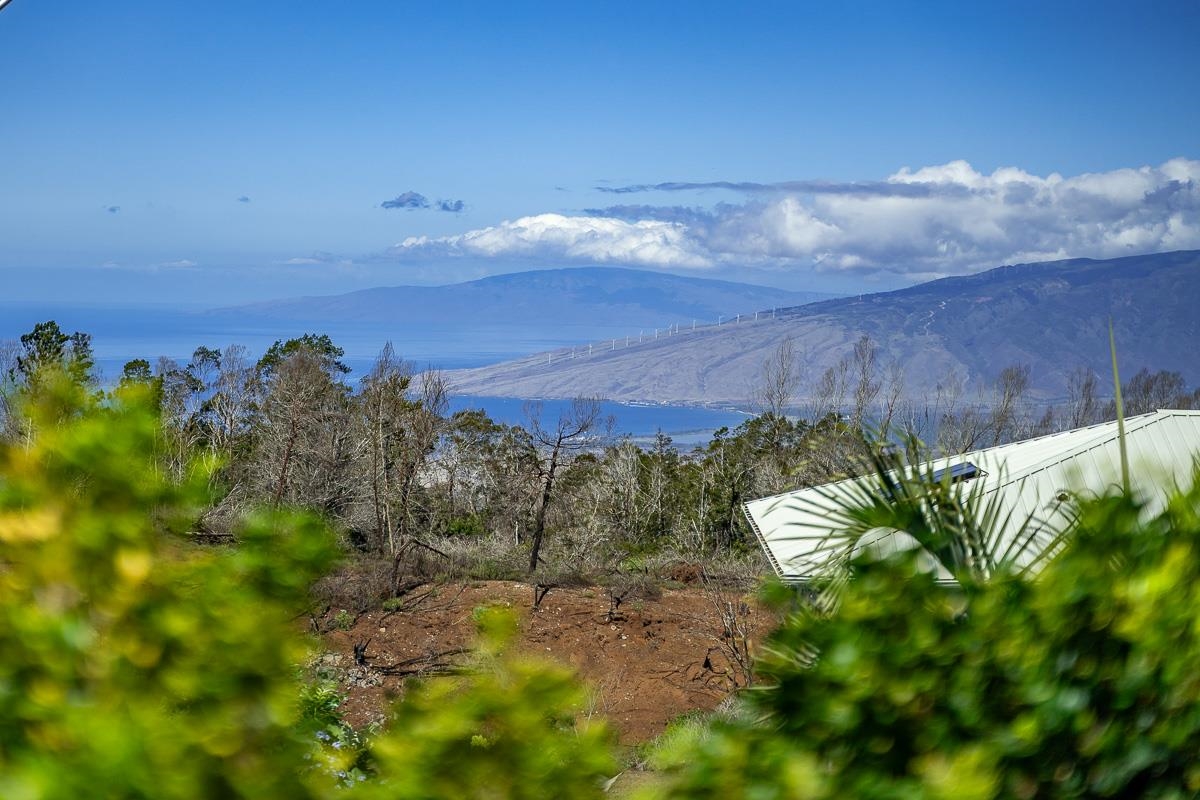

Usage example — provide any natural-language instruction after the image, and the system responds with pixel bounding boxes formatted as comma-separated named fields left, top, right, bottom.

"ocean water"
left=1, top=303, right=751, bottom=444
left=446, top=396, right=750, bottom=448
left=0, top=303, right=589, bottom=372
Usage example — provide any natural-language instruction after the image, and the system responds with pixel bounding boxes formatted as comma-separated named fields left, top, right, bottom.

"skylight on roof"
left=931, top=462, right=984, bottom=484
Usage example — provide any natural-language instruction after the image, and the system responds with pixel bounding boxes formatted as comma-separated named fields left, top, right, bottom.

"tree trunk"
left=528, top=450, right=559, bottom=573
left=272, top=416, right=298, bottom=507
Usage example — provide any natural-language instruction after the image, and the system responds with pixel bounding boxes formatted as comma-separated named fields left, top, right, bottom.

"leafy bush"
left=447, top=513, right=486, bottom=537
left=652, top=477, right=1200, bottom=799
left=0, top=377, right=340, bottom=799
left=0, top=378, right=619, bottom=799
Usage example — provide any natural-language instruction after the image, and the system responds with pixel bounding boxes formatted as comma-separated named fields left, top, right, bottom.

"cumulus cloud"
left=158, top=259, right=197, bottom=269
left=385, top=159, right=1200, bottom=279
left=581, top=204, right=718, bottom=226
left=381, top=191, right=430, bottom=210
left=277, top=251, right=351, bottom=267
left=437, top=199, right=465, bottom=213
left=386, top=213, right=714, bottom=269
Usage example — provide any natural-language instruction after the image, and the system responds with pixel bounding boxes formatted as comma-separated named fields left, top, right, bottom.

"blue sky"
left=1, top=0, right=1198, bottom=304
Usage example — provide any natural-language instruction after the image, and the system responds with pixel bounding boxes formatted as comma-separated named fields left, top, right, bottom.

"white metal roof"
left=744, top=410, right=1200, bottom=582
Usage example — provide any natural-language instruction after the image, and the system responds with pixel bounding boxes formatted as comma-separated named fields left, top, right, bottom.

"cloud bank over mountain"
left=389, top=213, right=716, bottom=269
left=384, top=159, right=1200, bottom=281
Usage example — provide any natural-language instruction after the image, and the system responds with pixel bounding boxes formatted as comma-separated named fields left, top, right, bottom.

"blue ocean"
left=0, top=303, right=750, bottom=445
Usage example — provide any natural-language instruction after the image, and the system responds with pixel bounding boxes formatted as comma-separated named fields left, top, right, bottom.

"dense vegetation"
left=655, top=483, right=1200, bottom=798
left=0, top=372, right=616, bottom=798
left=8, top=322, right=1195, bottom=593
left=5, top=321, right=1200, bottom=797
left=2, top=324, right=885, bottom=590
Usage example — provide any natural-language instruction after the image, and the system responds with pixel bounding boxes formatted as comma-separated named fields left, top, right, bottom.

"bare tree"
left=934, top=370, right=987, bottom=456
left=359, top=343, right=414, bottom=554
left=525, top=397, right=611, bottom=574
left=0, top=339, right=17, bottom=381
left=934, top=363, right=1032, bottom=454
left=1066, top=366, right=1101, bottom=428
left=0, top=339, right=19, bottom=441
left=358, top=346, right=449, bottom=563
left=756, top=335, right=802, bottom=417
left=846, top=334, right=882, bottom=433
left=989, top=363, right=1031, bottom=446
left=252, top=342, right=355, bottom=515
left=394, top=368, right=450, bottom=546
left=154, top=356, right=205, bottom=482
left=699, top=572, right=756, bottom=688
left=810, top=357, right=849, bottom=423
left=198, top=345, right=257, bottom=458
left=1121, top=368, right=1191, bottom=416
left=876, top=359, right=905, bottom=440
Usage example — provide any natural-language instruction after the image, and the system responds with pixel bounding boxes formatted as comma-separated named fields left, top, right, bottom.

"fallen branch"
left=369, top=647, right=470, bottom=677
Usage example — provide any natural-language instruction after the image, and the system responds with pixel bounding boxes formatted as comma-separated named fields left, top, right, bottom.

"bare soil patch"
left=316, top=580, right=775, bottom=745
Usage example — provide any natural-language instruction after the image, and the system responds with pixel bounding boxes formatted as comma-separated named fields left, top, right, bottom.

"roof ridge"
left=983, top=409, right=1182, bottom=493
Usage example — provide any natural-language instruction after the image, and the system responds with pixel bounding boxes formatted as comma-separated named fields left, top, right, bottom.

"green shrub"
left=652, top=477, right=1200, bottom=799
left=0, top=377, right=340, bottom=799
left=0, top=378, right=619, bottom=799
left=639, top=711, right=719, bottom=772
left=447, top=514, right=486, bottom=537
left=298, top=680, right=346, bottom=732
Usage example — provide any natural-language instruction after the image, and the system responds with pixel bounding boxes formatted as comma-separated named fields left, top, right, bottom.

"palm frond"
left=779, top=433, right=1075, bottom=589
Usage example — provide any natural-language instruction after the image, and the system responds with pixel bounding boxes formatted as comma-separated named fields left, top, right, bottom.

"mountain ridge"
left=444, top=251, right=1200, bottom=404
left=207, top=267, right=839, bottom=329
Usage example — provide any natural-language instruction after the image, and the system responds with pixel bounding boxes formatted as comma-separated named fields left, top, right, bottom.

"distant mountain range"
left=210, top=267, right=839, bottom=329
left=444, top=251, right=1200, bottom=405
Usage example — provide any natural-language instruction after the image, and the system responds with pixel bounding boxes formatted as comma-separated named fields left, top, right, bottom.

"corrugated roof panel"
left=745, top=410, right=1200, bottom=582
left=1158, top=415, right=1200, bottom=483
left=1157, top=418, right=1191, bottom=478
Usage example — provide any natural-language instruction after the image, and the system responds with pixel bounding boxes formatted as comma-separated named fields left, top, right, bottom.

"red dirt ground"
left=317, top=580, right=774, bottom=745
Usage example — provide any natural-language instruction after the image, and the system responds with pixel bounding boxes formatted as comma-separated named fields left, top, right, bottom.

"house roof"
left=743, top=410, right=1200, bottom=582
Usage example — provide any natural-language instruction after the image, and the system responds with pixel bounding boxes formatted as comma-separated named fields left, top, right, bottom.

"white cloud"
left=158, top=259, right=197, bottom=269
left=276, top=251, right=357, bottom=269
left=383, top=159, right=1200, bottom=279
left=388, top=213, right=713, bottom=269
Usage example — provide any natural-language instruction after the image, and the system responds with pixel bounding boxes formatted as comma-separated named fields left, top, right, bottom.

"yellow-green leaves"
left=0, top=378, right=622, bottom=799
left=655, top=478, right=1200, bottom=799
left=0, top=379, right=338, bottom=800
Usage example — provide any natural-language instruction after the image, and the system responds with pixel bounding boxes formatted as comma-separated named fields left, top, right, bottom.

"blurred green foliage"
left=651, top=477, right=1200, bottom=799
left=0, top=374, right=617, bottom=798
left=14, top=357, right=1200, bottom=799
left=0, top=374, right=339, bottom=799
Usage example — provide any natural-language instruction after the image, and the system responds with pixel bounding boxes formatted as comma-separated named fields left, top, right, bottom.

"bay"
left=1, top=303, right=751, bottom=444
left=446, top=396, right=750, bottom=448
